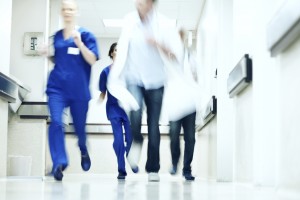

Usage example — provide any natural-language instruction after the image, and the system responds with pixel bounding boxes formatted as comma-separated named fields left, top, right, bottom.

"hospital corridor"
left=1, top=0, right=300, bottom=199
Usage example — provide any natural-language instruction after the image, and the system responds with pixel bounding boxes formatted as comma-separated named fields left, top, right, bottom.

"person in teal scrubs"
left=46, top=0, right=99, bottom=181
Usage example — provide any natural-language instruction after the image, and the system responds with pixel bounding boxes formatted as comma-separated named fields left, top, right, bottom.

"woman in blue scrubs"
left=46, top=0, right=99, bottom=181
left=99, top=43, right=133, bottom=179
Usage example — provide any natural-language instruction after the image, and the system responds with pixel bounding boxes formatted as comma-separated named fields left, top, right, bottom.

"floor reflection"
left=116, top=180, right=125, bottom=200
left=146, top=182, right=160, bottom=200
left=0, top=174, right=293, bottom=200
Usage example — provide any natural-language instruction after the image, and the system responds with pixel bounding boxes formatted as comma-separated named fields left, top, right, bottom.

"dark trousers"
left=110, top=116, right=132, bottom=174
left=169, top=112, right=196, bottom=174
left=48, top=93, right=89, bottom=170
left=127, top=85, right=164, bottom=173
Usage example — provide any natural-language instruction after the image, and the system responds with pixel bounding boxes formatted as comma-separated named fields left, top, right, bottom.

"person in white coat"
left=107, top=0, right=183, bottom=182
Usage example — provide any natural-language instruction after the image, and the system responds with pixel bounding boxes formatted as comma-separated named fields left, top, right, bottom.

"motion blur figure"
left=107, top=0, right=183, bottom=182
left=45, top=0, right=99, bottom=181
left=168, top=29, right=199, bottom=181
left=99, top=43, right=133, bottom=180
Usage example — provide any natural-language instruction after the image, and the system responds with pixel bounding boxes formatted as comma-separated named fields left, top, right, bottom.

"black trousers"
left=169, top=112, right=196, bottom=174
left=128, top=85, right=164, bottom=173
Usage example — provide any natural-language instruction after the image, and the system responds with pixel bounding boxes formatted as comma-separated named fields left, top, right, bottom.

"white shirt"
left=125, top=11, right=165, bottom=89
left=107, top=9, right=183, bottom=111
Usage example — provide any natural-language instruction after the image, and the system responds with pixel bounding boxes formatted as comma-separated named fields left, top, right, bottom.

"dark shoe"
left=183, top=173, right=195, bottom=181
left=53, top=165, right=63, bottom=181
left=126, top=141, right=142, bottom=174
left=117, top=172, right=127, bottom=180
left=81, top=152, right=91, bottom=171
left=169, top=165, right=177, bottom=175
left=131, top=166, right=139, bottom=173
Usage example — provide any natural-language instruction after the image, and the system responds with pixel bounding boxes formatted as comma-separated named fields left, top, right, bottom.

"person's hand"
left=98, top=92, right=106, bottom=104
left=146, top=36, right=177, bottom=62
left=71, top=30, right=82, bottom=48
left=146, top=37, right=157, bottom=47
left=37, top=44, right=49, bottom=56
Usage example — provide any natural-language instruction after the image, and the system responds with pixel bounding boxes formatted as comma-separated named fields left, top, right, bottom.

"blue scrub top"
left=99, top=66, right=128, bottom=120
left=46, top=27, right=99, bottom=101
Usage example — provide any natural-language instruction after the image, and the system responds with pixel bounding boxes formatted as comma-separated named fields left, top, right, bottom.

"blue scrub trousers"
left=110, top=116, right=132, bottom=174
left=48, top=93, right=89, bottom=170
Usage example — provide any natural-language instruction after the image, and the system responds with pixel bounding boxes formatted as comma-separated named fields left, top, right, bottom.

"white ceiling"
left=76, top=0, right=205, bottom=38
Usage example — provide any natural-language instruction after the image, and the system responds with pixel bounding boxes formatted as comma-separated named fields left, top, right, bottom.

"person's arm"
left=78, top=42, right=97, bottom=65
left=147, top=38, right=178, bottom=62
left=37, top=44, right=55, bottom=63
left=99, top=92, right=106, bottom=102
left=99, top=69, right=108, bottom=103
left=72, top=30, right=98, bottom=66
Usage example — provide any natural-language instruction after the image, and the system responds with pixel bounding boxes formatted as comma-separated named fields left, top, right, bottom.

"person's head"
left=108, top=42, right=117, bottom=60
left=135, top=0, right=156, bottom=19
left=61, top=0, right=78, bottom=24
left=179, top=28, right=186, bottom=43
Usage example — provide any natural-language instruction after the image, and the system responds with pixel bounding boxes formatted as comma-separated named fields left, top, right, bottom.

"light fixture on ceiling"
left=103, top=19, right=124, bottom=28
left=103, top=19, right=177, bottom=28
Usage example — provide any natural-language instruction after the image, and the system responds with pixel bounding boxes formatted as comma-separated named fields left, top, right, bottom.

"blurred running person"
left=99, top=42, right=133, bottom=180
left=107, top=0, right=183, bottom=182
left=44, top=0, right=100, bottom=181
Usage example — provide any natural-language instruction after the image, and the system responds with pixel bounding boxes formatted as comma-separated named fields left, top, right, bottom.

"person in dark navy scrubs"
left=169, top=29, right=197, bottom=181
left=46, top=0, right=99, bottom=181
left=99, top=43, right=133, bottom=180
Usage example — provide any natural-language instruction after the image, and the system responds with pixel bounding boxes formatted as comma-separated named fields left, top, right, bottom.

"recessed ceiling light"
left=103, top=19, right=124, bottom=28
left=103, top=19, right=177, bottom=28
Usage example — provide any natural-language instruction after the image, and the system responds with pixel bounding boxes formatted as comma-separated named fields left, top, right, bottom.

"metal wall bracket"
left=227, top=54, right=252, bottom=98
left=0, top=72, right=18, bottom=103
left=267, top=0, right=300, bottom=57
left=18, top=102, right=49, bottom=119
left=197, top=96, right=217, bottom=131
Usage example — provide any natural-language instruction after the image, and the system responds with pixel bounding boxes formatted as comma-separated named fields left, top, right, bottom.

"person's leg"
left=127, top=85, right=144, bottom=143
left=70, top=100, right=90, bottom=171
left=144, top=87, right=164, bottom=174
left=110, top=118, right=127, bottom=178
left=122, top=115, right=133, bottom=157
left=48, top=94, right=68, bottom=180
left=126, top=85, right=144, bottom=172
left=182, top=112, right=196, bottom=180
left=169, top=119, right=182, bottom=174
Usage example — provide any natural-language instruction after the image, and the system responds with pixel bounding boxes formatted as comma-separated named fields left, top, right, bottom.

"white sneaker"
left=127, top=141, right=142, bottom=172
left=148, top=172, right=160, bottom=182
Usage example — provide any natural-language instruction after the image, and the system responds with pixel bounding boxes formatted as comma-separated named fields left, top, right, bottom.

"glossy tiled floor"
left=0, top=174, right=294, bottom=200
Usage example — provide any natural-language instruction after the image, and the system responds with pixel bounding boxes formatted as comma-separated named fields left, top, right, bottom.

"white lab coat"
left=107, top=9, right=183, bottom=112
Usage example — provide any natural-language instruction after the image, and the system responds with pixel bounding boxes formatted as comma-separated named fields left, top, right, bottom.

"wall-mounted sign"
left=23, top=32, right=43, bottom=56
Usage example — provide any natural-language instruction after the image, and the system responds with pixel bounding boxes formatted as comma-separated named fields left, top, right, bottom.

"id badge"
left=67, top=47, right=80, bottom=55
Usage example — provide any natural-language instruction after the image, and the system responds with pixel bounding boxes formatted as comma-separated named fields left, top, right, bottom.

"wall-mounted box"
left=267, top=0, right=300, bottom=57
left=18, top=102, right=69, bottom=125
left=18, top=102, right=49, bottom=119
left=197, top=96, right=217, bottom=131
left=0, top=72, right=18, bottom=103
left=8, top=75, right=31, bottom=113
left=23, top=32, right=43, bottom=56
left=227, top=54, right=252, bottom=98
left=203, top=96, right=217, bottom=121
